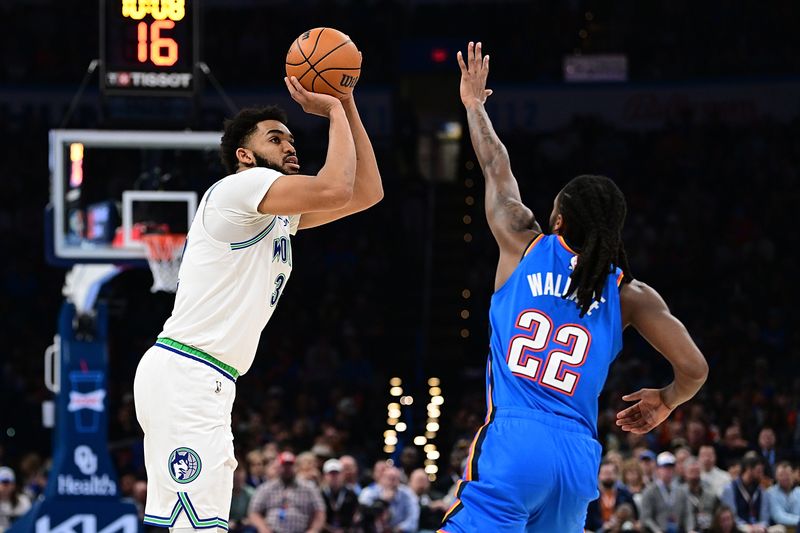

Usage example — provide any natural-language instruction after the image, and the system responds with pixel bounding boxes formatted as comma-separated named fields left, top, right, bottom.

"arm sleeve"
left=209, top=168, right=283, bottom=223
left=248, top=485, right=269, bottom=515
left=289, top=214, right=301, bottom=235
left=358, top=486, right=377, bottom=506
left=756, top=488, right=771, bottom=526
left=311, top=486, right=325, bottom=513
left=720, top=485, right=747, bottom=528
left=766, top=489, right=798, bottom=526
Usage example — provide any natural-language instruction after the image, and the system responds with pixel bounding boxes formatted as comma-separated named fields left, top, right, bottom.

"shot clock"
left=100, top=0, right=199, bottom=95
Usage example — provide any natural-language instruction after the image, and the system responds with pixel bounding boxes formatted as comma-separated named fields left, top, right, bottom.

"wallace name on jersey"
left=525, top=270, right=608, bottom=317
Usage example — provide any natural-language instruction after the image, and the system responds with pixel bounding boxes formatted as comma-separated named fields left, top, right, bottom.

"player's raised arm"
left=257, top=76, right=356, bottom=215
left=458, top=42, right=541, bottom=289
left=297, top=90, right=384, bottom=230
left=616, top=281, right=709, bottom=434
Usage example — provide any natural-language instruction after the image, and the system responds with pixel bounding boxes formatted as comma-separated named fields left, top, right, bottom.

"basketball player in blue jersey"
left=439, top=42, right=709, bottom=533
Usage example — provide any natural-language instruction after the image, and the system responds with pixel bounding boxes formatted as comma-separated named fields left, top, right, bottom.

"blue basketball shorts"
left=439, top=407, right=601, bottom=533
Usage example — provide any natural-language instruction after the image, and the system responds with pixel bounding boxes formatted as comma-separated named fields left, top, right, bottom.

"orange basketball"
left=285, top=28, right=361, bottom=98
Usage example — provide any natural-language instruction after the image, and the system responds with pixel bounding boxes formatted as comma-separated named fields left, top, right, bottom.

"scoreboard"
left=100, top=0, right=199, bottom=95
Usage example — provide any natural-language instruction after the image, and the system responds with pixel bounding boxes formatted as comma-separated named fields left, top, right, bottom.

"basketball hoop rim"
left=141, top=233, right=186, bottom=262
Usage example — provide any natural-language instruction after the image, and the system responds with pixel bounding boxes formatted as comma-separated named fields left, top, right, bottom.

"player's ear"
left=553, top=213, right=564, bottom=232
left=236, top=147, right=254, bottom=168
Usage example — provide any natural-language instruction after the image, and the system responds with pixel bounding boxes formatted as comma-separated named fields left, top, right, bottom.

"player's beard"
left=253, top=153, right=283, bottom=173
left=253, top=153, right=296, bottom=175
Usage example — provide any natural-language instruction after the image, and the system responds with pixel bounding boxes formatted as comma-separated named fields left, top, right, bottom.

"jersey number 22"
left=506, top=309, right=590, bottom=396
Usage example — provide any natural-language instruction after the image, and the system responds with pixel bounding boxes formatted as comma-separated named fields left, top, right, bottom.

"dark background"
left=1, top=0, right=798, bottom=521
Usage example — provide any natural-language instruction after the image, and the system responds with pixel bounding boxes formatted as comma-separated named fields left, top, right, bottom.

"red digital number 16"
left=137, top=20, right=179, bottom=67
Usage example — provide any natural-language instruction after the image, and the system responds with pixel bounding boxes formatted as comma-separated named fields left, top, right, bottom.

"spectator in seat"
left=718, top=425, right=750, bottom=471
left=674, top=447, right=693, bottom=488
left=709, top=505, right=742, bottom=533
left=700, top=445, right=733, bottom=499
left=320, top=458, right=359, bottom=532
left=586, top=460, right=638, bottom=532
left=756, top=428, right=788, bottom=479
left=358, top=466, right=419, bottom=533
left=682, top=457, right=719, bottom=533
left=765, top=461, right=799, bottom=530
left=622, top=458, right=647, bottom=516
left=0, top=467, right=32, bottom=530
left=408, top=468, right=448, bottom=533
left=687, top=420, right=709, bottom=455
left=230, top=464, right=255, bottom=532
left=248, top=452, right=326, bottom=533
left=641, top=452, right=692, bottom=533
left=640, top=450, right=657, bottom=486
left=247, top=450, right=269, bottom=488
left=720, top=452, right=784, bottom=533
left=338, top=455, right=362, bottom=496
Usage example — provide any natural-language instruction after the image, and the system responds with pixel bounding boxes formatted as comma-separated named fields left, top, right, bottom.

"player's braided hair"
left=559, top=175, right=633, bottom=317
left=219, top=106, right=289, bottom=174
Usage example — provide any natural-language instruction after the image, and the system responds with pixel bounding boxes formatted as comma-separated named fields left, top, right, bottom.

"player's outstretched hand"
left=615, top=388, right=674, bottom=434
left=457, top=41, right=493, bottom=108
left=284, top=76, right=342, bottom=118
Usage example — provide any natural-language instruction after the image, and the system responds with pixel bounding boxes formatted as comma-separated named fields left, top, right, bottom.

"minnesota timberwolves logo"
left=168, top=447, right=201, bottom=484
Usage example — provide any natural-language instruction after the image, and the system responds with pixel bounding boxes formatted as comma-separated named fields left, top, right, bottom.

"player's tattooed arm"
left=459, top=42, right=541, bottom=288
left=467, top=106, right=538, bottom=231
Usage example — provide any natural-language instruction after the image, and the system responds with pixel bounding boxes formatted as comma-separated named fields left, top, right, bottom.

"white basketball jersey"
left=159, top=167, right=299, bottom=375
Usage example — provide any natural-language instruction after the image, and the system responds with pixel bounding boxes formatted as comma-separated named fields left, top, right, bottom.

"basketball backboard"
left=46, top=129, right=223, bottom=266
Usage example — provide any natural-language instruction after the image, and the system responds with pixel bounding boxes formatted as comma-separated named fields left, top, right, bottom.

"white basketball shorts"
left=134, top=340, right=239, bottom=530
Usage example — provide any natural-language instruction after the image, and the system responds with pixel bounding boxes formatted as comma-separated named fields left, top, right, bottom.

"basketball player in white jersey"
left=133, top=76, right=382, bottom=532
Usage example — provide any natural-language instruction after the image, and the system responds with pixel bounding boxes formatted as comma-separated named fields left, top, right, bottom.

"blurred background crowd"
left=2, top=1, right=799, bottom=532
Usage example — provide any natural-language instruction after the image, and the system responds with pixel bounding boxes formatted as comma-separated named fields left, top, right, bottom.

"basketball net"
left=141, top=234, right=186, bottom=293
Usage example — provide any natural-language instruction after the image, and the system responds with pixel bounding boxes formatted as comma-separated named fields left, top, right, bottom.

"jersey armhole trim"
left=198, top=182, right=237, bottom=249
left=229, top=215, right=278, bottom=250
left=521, top=233, right=546, bottom=259
left=557, top=235, right=578, bottom=254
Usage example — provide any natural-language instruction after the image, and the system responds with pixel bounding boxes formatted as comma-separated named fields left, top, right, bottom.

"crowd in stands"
left=586, top=445, right=800, bottom=532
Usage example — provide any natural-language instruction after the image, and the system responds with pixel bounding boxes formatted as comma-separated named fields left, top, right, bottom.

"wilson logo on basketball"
left=340, top=74, right=359, bottom=88
left=301, top=31, right=311, bottom=40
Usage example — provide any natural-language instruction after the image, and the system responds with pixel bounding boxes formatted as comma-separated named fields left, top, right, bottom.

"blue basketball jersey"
left=487, top=233, right=624, bottom=437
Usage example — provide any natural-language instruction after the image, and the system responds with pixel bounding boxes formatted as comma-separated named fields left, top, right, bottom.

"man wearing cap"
left=639, top=449, right=657, bottom=486
left=0, top=466, right=32, bottom=530
left=640, top=452, right=692, bottom=533
left=248, top=452, right=326, bottom=533
left=320, top=459, right=358, bottom=533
